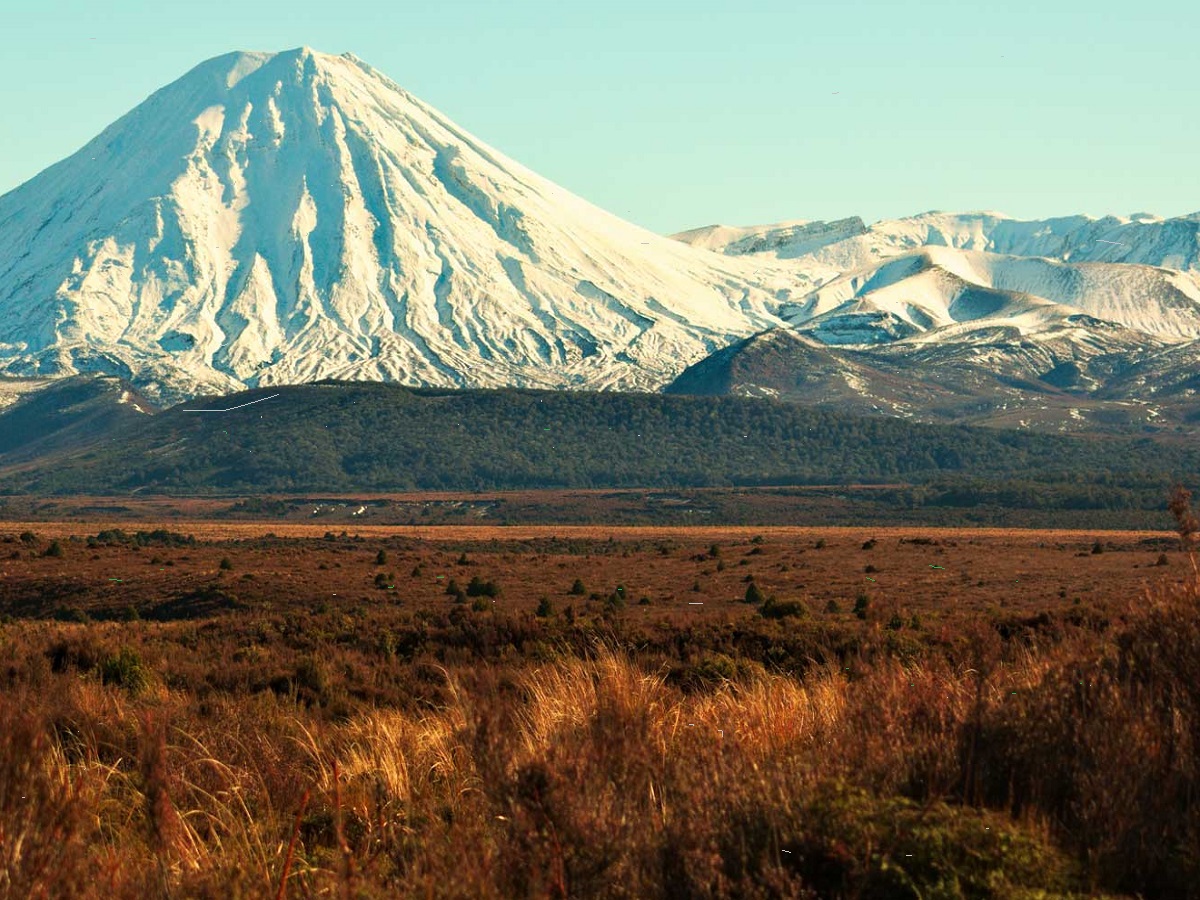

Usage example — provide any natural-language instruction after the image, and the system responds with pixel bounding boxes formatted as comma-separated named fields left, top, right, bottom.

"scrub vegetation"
left=0, top=489, right=1197, bottom=897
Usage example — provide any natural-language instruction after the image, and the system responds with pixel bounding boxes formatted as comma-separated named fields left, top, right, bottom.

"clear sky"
left=2, top=0, right=1196, bottom=234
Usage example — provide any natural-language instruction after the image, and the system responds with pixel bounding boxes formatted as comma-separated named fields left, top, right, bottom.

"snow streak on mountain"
left=0, top=48, right=789, bottom=402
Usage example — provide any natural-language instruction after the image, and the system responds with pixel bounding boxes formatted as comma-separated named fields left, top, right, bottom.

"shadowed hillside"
left=2, top=381, right=1199, bottom=499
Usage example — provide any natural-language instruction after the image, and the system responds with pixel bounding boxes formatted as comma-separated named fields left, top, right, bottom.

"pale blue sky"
left=2, top=0, right=1196, bottom=233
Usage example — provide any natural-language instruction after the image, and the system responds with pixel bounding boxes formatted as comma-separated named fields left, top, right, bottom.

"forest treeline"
left=2, top=383, right=1196, bottom=499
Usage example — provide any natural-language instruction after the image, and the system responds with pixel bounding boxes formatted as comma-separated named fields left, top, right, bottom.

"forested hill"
left=1, top=381, right=1196, bottom=495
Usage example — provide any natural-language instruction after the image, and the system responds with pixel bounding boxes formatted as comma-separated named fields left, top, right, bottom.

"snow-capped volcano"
left=0, top=47, right=790, bottom=402
left=3, top=47, right=1198, bottom=421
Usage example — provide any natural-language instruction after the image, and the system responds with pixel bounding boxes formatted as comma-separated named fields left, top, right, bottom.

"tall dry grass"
left=4, top=542, right=1200, bottom=896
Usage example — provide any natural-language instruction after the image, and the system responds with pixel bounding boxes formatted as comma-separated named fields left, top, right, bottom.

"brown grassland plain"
left=1, top=512, right=1199, bottom=898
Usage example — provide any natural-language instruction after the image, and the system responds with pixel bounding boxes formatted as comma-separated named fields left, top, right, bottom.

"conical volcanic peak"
left=0, top=48, right=785, bottom=402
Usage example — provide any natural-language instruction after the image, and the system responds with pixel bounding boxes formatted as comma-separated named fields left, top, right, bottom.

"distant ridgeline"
left=0, top=382, right=1196, bottom=511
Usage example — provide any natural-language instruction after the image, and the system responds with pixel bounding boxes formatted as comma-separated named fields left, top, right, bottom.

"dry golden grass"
left=0, top=520, right=1178, bottom=541
left=3, top=513, right=1200, bottom=896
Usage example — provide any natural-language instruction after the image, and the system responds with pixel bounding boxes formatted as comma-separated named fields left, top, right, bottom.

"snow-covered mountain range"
left=668, top=212, right=1200, bottom=430
left=0, top=46, right=1197, bottom=430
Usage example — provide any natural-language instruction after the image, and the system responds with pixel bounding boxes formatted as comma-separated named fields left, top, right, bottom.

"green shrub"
left=760, top=596, right=807, bottom=619
left=294, top=655, right=328, bottom=695
left=43, top=540, right=64, bottom=558
left=745, top=582, right=766, bottom=604
left=219, top=557, right=233, bottom=570
left=536, top=597, right=554, bottom=618
left=691, top=653, right=737, bottom=685
left=775, top=780, right=1090, bottom=898
left=466, top=576, right=499, bottom=598
left=569, top=578, right=586, bottom=595
left=100, top=647, right=150, bottom=695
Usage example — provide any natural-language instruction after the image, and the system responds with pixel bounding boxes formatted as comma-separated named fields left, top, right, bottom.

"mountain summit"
left=0, top=48, right=785, bottom=402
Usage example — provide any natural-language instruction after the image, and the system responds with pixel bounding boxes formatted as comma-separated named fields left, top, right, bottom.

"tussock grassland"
left=2, top=490, right=1199, bottom=898
left=2, top=560, right=1198, bottom=899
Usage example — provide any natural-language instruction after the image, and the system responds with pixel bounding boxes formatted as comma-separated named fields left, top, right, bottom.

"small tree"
left=569, top=578, right=586, bottom=596
left=745, top=582, right=766, bottom=605
left=219, top=557, right=233, bottom=571
left=375, top=550, right=388, bottom=565
left=536, top=597, right=554, bottom=618
left=853, top=593, right=870, bottom=620
left=1168, top=483, right=1199, bottom=552
left=43, top=540, right=64, bottom=558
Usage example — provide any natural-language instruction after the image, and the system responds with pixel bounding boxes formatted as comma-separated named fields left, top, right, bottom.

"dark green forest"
left=3, top=382, right=1197, bottom=503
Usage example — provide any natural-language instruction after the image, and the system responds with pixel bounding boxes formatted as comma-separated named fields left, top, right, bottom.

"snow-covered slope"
left=672, top=217, right=869, bottom=258
left=675, top=210, right=1200, bottom=274
left=0, top=48, right=794, bottom=403
left=780, top=246, right=1200, bottom=346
